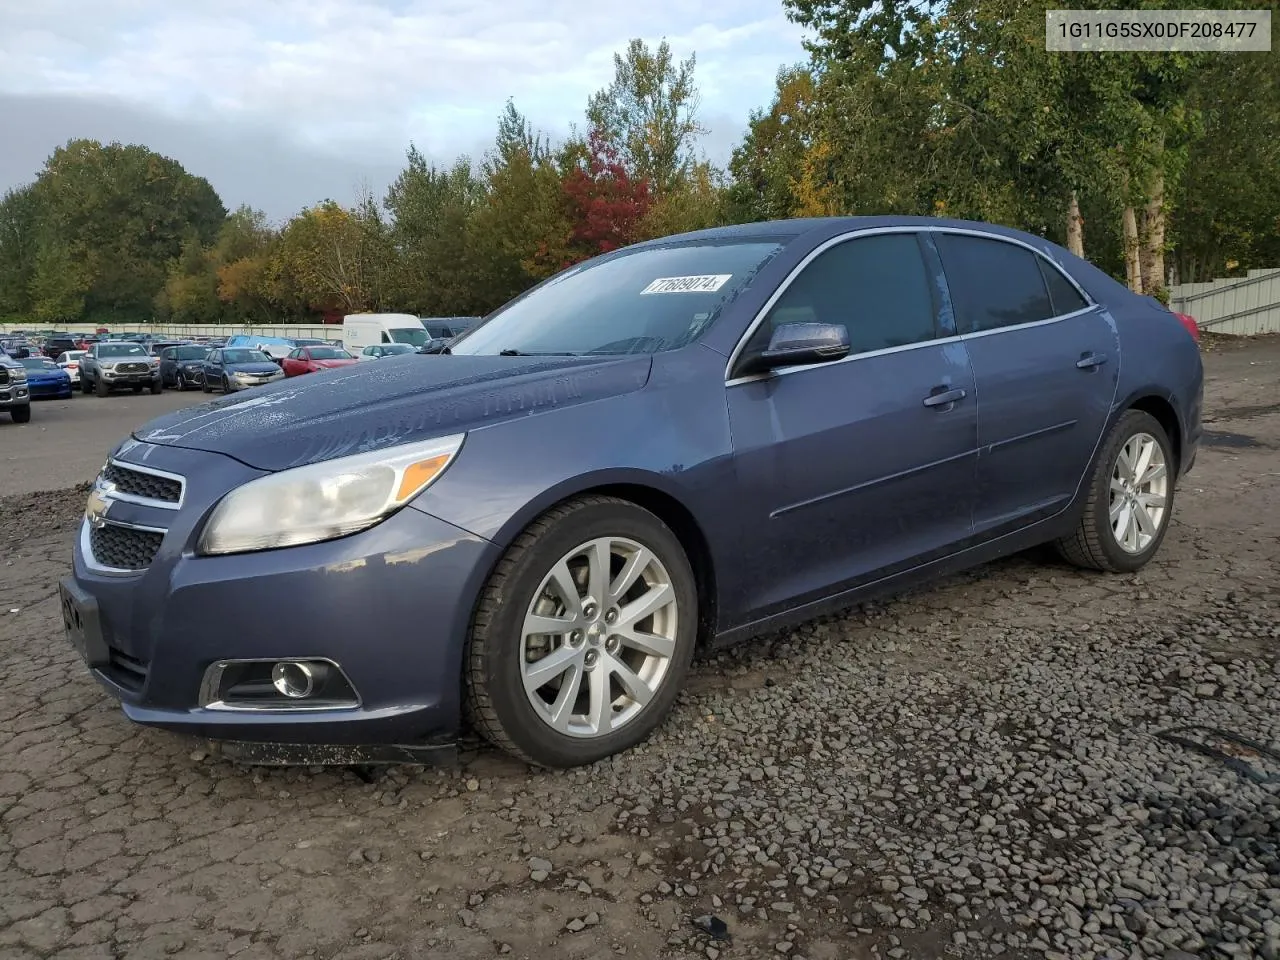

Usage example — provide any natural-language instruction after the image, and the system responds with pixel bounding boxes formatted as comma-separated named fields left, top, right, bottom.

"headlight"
left=197, top=434, right=466, bottom=556
left=12, top=369, right=26, bottom=381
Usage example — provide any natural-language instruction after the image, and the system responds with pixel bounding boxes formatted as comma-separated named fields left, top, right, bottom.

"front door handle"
left=923, top=386, right=967, bottom=409
left=1077, top=352, right=1108, bottom=370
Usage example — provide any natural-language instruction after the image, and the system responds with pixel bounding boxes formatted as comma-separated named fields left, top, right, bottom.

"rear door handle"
left=1077, top=352, right=1108, bottom=370
left=923, top=387, right=967, bottom=408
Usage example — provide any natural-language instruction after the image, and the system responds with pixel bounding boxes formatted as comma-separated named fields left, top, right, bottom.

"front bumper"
left=224, top=371, right=285, bottom=391
left=0, top=381, right=29, bottom=407
left=62, top=443, right=500, bottom=748
left=101, top=368, right=161, bottom=385
left=29, top=380, right=73, bottom=399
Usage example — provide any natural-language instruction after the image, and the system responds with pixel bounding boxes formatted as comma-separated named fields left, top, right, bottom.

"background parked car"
left=43, top=334, right=81, bottom=359
left=201, top=348, right=285, bottom=393
left=0, top=352, right=31, bottom=422
left=358, top=343, right=417, bottom=361
left=55, top=350, right=87, bottom=386
left=19, top=356, right=73, bottom=399
left=281, top=345, right=359, bottom=376
left=159, top=344, right=212, bottom=390
left=80, top=341, right=163, bottom=396
left=148, top=339, right=191, bottom=358
left=224, top=334, right=297, bottom=362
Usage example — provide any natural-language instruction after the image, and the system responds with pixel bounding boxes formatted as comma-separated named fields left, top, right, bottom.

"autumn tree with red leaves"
left=560, top=128, right=653, bottom=264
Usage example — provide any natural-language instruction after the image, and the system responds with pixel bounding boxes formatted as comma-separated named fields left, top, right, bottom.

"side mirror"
left=738, top=322, right=851, bottom=377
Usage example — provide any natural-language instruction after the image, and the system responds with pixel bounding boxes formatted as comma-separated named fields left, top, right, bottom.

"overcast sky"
left=0, top=0, right=808, bottom=223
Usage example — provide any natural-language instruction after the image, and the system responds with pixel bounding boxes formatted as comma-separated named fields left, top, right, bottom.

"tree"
left=30, top=139, right=225, bottom=324
left=561, top=129, right=653, bottom=262
left=0, top=186, right=39, bottom=320
left=727, top=67, right=820, bottom=222
left=383, top=146, right=484, bottom=314
left=586, top=38, right=706, bottom=196
left=272, top=200, right=385, bottom=314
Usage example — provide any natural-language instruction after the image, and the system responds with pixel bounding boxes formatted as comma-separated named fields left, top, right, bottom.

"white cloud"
left=0, top=0, right=808, bottom=215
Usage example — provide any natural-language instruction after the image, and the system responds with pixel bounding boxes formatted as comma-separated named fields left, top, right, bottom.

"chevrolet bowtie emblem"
left=86, top=482, right=114, bottom=527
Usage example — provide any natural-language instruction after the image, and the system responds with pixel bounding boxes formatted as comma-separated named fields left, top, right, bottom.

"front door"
left=931, top=232, right=1119, bottom=536
left=724, top=231, right=979, bottom=627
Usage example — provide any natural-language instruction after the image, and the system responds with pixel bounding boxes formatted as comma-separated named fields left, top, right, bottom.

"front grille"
left=0, top=368, right=8, bottom=385
left=103, top=462, right=182, bottom=504
left=89, top=523, right=163, bottom=571
left=102, top=647, right=149, bottom=694
left=117, top=362, right=149, bottom=374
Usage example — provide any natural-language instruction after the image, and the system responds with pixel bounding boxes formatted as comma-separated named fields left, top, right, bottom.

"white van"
left=342, top=313, right=431, bottom=352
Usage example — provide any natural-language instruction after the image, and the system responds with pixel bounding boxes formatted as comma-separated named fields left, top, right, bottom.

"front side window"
left=934, top=234, right=1055, bottom=333
left=450, top=240, right=785, bottom=357
left=744, top=232, right=937, bottom=358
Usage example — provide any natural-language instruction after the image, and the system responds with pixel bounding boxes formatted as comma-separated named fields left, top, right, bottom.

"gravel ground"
left=1, top=335, right=1278, bottom=960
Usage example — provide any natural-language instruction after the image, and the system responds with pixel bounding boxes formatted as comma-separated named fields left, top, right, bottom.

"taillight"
left=1174, top=312, right=1200, bottom=342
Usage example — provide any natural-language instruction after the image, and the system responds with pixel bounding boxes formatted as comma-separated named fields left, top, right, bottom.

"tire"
left=11, top=405, right=31, bottom=423
left=222, top=375, right=232, bottom=393
left=465, top=495, right=698, bottom=768
left=150, top=381, right=162, bottom=395
left=80, top=377, right=89, bottom=394
left=176, top=371, right=187, bottom=391
left=201, top=375, right=211, bottom=393
left=1055, top=409, right=1176, bottom=573
left=95, top=377, right=109, bottom=398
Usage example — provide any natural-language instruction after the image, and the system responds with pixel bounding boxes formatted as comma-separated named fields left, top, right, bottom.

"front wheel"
left=1056, top=409, right=1176, bottom=573
left=150, top=380, right=162, bottom=395
left=222, top=375, right=232, bottom=393
left=465, top=496, right=698, bottom=768
left=176, top=371, right=187, bottom=391
left=11, top=404, right=31, bottom=423
left=95, top=377, right=109, bottom=398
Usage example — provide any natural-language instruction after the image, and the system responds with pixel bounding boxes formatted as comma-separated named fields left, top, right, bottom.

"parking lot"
left=1, top=388, right=209, bottom=497
left=2, top=337, right=1278, bottom=960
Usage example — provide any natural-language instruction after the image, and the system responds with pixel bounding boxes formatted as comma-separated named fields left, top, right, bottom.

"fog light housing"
left=198, top=658, right=360, bottom=711
left=272, top=661, right=324, bottom=698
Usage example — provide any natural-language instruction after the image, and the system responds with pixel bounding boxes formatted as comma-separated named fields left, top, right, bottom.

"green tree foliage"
left=586, top=38, right=706, bottom=196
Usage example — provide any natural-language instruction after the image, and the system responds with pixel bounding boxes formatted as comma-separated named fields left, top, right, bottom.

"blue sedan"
left=20, top=357, right=73, bottom=399
left=59, top=216, right=1203, bottom=769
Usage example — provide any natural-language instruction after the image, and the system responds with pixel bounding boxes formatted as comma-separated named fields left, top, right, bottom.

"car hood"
left=223, top=361, right=282, bottom=374
left=131, top=353, right=653, bottom=471
left=27, top=368, right=68, bottom=379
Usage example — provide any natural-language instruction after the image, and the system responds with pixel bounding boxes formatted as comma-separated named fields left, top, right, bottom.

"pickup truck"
left=0, top=352, right=31, bottom=422
left=80, top=341, right=163, bottom=397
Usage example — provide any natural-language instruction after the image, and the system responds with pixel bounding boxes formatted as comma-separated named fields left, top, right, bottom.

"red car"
left=281, top=345, right=359, bottom=377
left=1174, top=311, right=1200, bottom=343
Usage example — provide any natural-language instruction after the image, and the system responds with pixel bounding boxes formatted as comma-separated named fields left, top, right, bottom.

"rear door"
left=724, top=230, right=979, bottom=624
left=930, top=231, right=1119, bottom=537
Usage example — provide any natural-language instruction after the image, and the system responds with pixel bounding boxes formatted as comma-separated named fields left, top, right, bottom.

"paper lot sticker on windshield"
left=640, top=274, right=732, bottom=295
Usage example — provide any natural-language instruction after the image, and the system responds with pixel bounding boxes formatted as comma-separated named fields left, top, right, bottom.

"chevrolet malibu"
left=60, top=216, right=1203, bottom=768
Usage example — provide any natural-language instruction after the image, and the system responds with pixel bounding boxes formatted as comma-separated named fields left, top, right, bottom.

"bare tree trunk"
left=1123, top=205, right=1142, bottom=293
left=1139, top=167, right=1166, bottom=301
left=1065, top=191, right=1085, bottom=258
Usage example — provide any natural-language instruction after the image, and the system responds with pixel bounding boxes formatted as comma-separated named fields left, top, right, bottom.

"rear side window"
left=934, top=234, right=1054, bottom=334
left=1038, top=259, right=1090, bottom=316
left=753, top=232, right=937, bottom=355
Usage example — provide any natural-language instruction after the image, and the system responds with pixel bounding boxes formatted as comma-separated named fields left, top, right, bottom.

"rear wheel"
left=1056, top=409, right=1175, bottom=573
left=466, top=496, right=698, bottom=768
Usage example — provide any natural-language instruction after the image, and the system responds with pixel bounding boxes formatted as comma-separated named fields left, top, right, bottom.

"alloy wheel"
left=1109, top=431, right=1169, bottom=554
left=520, top=537, right=679, bottom=739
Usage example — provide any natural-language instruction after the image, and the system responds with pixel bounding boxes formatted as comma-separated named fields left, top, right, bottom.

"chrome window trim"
left=81, top=516, right=168, bottom=577
left=723, top=224, right=1098, bottom=387
left=198, top=658, right=363, bottom=712
left=105, top=458, right=187, bottom=510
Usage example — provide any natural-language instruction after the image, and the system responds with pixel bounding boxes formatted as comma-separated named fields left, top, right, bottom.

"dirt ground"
left=1, top=335, right=1278, bottom=960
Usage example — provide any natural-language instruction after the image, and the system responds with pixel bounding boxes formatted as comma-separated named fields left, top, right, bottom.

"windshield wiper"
left=498, top=349, right=579, bottom=357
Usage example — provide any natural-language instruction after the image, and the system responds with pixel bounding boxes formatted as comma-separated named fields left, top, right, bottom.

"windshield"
left=98, top=343, right=147, bottom=358
left=383, top=344, right=416, bottom=355
left=450, top=241, right=784, bottom=357
left=388, top=327, right=430, bottom=347
left=307, top=346, right=353, bottom=360
left=20, top=358, right=57, bottom=371
left=174, top=346, right=208, bottom=360
left=224, top=350, right=271, bottom=364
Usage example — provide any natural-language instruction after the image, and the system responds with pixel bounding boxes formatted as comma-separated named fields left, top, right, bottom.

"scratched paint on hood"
left=132, top=353, right=653, bottom=472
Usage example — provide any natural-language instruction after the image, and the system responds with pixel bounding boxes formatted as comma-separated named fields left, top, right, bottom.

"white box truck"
left=342, top=313, right=432, bottom=351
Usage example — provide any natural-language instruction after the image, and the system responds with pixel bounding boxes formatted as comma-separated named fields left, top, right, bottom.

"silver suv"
left=80, top=341, right=163, bottom=397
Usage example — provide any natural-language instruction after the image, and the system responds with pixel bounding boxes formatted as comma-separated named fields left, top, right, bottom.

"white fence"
left=0, top=321, right=341, bottom=340
left=1169, top=269, right=1280, bottom=336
